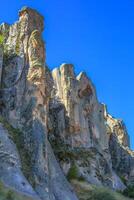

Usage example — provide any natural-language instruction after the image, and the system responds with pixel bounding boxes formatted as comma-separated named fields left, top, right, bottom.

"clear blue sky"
left=0, top=0, right=134, bottom=149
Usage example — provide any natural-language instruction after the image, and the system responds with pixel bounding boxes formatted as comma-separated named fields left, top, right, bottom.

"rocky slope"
left=0, top=7, right=133, bottom=200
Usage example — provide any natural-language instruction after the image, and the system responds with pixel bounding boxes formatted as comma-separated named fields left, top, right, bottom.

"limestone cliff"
left=0, top=7, right=133, bottom=200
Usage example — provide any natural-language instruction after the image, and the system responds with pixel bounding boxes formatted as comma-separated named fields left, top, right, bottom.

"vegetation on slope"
left=0, top=34, right=4, bottom=46
left=0, top=182, right=34, bottom=200
left=71, top=180, right=132, bottom=200
left=122, top=185, right=134, bottom=199
left=0, top=116, right=34, bottom=186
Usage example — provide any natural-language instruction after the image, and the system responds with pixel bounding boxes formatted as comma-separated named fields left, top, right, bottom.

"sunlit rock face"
left=49, top=64, right=127, bottom=191
left=0, top=6, right=133, bottom=200
left=0, top=7, right=78, bottom=200
left=51, top=64, right=109, bottom=150
left=104, top=108, right=134, bottom=185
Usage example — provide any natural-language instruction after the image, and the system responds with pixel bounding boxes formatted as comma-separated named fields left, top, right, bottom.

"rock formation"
left=0, top=6, right=133, bottom=200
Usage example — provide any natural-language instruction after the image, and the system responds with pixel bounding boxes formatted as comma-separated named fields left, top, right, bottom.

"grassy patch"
left=122, top=185, right=134, bottom=198
left=71, top=180, right=132, bottom=200
left=0, top=182, right=34, bottom=200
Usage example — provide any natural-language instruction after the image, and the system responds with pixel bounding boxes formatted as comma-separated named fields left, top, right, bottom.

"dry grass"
left=71, top=180, right=132, bottom=200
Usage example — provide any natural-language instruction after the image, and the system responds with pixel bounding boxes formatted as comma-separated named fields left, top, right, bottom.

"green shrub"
left=67, top=164, right=79, bottom=180
left=119, top=175, right=127, bottom=186
left=78, top=176, right=85, bottom=182
left=122, top=185, right=134, bottom=198
left=6, top=190, right=14, bottom=200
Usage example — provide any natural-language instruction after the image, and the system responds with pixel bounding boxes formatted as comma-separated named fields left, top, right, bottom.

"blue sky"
left=0, top=0, right=134, bottom=148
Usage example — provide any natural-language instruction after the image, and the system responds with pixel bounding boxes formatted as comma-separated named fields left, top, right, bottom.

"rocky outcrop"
left=49, top=64, right=126, bottom=191
left=0, top=7, right=78, bottom=200
left=0, top=122, right=39, bottom=200
left=0, top=48, right=3, bottom=86
left=105, top=109, right=134, bottom=185
left=51, top=64, right=109, bottom=150
left=0, top=6, right=133, bottom=200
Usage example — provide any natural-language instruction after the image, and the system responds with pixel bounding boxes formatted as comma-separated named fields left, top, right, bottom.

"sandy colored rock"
left=0, top=6, right=133, bottom=200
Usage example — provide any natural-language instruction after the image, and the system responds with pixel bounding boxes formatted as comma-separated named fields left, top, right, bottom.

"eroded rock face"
left=104, top=109, right=134, bottom=185
left=49, top=64, right=127, bottom=191
left=0, top=123, right=40, bottom=200
left=51, top=64, right=109, bottom=150
left=0, top=7, right=78, bottom=200
left=0, top=48, right=3, bottom=86
left=0, top=6, right=133, bottom=200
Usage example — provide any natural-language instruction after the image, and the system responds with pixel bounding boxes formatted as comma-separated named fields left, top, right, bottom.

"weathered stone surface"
left=51, top=64, right=109, bottom=150
left=104, top=108, right=134, bottom=185
left=49, top=64, right=128, bottom=191
left=0, top=123, right=40, bottom=200
left=0, top=48, right=3, bottom=86
left=0, top=6, right=133, bottom=200
left=0, top=7, right=78, bottom=200
left=48, top=142, right=78, bottom=200
left=105, top=108, right=130, bottom=147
